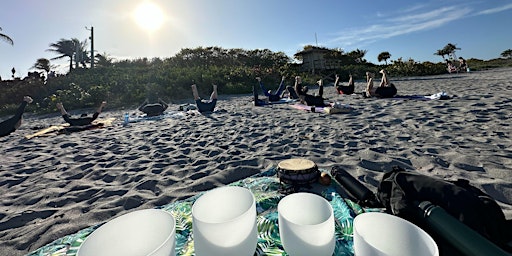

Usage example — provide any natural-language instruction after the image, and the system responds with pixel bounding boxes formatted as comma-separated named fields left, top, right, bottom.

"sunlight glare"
left=133, top=2, right=165, bottom=32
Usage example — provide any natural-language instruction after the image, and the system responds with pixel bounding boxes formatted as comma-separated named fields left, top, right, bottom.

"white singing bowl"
left=192, top=186, right=258, bottom=256
left=353, top=212, right=438, bottom=256
left=278, top=192, right=335, bottom=256
left=77, top=209, right=176, bottom=256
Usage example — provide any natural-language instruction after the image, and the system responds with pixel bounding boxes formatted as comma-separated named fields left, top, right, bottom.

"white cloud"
left=325, top=5, right=472, bottom=49
left=477, top=3, right=512, bottom=15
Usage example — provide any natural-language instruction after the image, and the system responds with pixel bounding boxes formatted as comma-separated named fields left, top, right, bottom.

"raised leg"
left=191, top=84, right=200, bottom=100
left=210, top=84, right=218, bottom=100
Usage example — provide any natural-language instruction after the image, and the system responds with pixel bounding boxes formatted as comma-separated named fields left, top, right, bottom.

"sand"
left=1, top=68, right=511, bottom=256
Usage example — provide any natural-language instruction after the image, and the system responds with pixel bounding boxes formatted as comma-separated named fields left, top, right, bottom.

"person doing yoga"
left=257, top=76, right=287, bottom=102
left=0, top=96, right=33, bottom=137
left=334, top=74, right=355, bottom=95
left=138, top=98, right=169, bottom=117
left=365, top=69, right=397, bottom=98
left=56, top=101, right=107, bottom=126
left=294, top=76, right=327, bottom=107
left=191, top=83, right=218, bottom=113
left=254, top=76, right=288, bottom=106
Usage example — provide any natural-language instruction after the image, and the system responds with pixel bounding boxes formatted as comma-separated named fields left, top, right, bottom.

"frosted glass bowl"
left=77, top=209, right=176, bottom=256
left=192, top=186, right=257, bottom=256
left=278, top=192, right=335, bottom=256
left=353, top=212, right=438, bottom=256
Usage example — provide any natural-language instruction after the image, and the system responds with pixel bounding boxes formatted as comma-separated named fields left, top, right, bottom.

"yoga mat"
left=126, top=111, right=186, bottom=123
left=290, top=103, right=352, bottom=114
left=25, top=118, right=116, bottom=139
left=392, top=92, right=453, bottom=100
left=27, top=167, right=381, bottom=256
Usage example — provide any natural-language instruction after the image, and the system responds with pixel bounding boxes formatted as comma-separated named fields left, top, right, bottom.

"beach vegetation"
left=32, top=58, right=53, bottom=77
left=1, top=45, right=512, bottom=116
left=434, top=43, right=461, bottom=60
left=348, top=49, right=368, bottom=63
left=378, top=52, right=392, bottom=65
left=501, top=49, right=512, bottom=59
left=94, top=52, right=114, bottom=68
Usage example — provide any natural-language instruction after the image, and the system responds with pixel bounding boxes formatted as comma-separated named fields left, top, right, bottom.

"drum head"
left=278, top=159, right=316, bottom=171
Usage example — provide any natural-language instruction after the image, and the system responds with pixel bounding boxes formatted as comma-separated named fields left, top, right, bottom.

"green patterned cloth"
left=27, top=168, right=373, bottom=256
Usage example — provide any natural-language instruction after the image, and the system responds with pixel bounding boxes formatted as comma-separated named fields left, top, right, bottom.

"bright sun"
left=133, top=2, right=165, bottom=32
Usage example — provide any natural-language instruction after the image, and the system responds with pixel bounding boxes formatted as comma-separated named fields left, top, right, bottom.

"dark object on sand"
left=330, top=166, right=382, bottom=207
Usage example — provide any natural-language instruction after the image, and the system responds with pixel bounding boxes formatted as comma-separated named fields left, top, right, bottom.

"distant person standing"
left=0, top=96, right=33, bottom=137
left=191, top=83, right=218, bottom=113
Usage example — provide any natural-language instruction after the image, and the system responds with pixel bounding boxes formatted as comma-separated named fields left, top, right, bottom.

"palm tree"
left=77, top=39, right=90, bottom=68
left=501, top=49, right=512, bottom=59
left=95, top=52, right=114, bottom=67
left=443, top=43, right=461, bottom=60
left=47, top=38, right=75, bottom=73
left=378, top=51, right=391, bottom=65
left=32, top=58, right=52, bottom=76
left=0, top=27, right=14, bottom=45
left=348, top=49, right=368, bottom=63
left=434, top=49, right=449, bottom=60
left=47, top=38, right=88, bottom=72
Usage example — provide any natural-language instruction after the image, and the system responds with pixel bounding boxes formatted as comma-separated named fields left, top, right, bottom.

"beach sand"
left=1, top=68, right=511, bottom=255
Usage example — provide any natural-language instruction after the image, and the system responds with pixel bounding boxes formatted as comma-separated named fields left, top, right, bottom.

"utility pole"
left=86, top=26, right=94, bottom=68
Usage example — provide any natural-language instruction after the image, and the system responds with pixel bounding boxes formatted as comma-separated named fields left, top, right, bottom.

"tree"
left=76, top=39, right=90, bottom=68
left=501, top=49, right=512, bottom=59
left=0, top=27, right=13, bottom=45
left=434, top=49, right=449, bottom=60
left=348, top=49, right=368, bottom=63
left=378, top=51, right=391, bottom=65
left=443, top=43, right=461, bottom=60
left=47, top=38, right=88, bottom=73
left=32, top=58, right=52, bottom=75
left=47, top=38, right=76, bottom=73
left=95, top=52, right=114, bottom=67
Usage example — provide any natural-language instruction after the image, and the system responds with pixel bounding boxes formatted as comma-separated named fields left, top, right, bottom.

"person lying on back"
left=294, top=76, right=328, bottom=107
left=334, top=74, right=355, bottom=95
left=191, top=83, right=218, bottom=113
left=0, top=96, right=33, bottom=137
left=365, top=69, right=397, bottom=98
left=257, top=76, right=287, bottom=102
left=138, top=98, right=168, bottom=117
left=56, top=101, right=107, bottom=126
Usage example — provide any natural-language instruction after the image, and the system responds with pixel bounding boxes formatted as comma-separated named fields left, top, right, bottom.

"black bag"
left=377, top=166, right=511, bottom=252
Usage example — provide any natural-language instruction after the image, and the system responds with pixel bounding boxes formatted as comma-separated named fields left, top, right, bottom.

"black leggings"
left=375, top=84, right=397, bottom=98
left=140, top=104, right=168, bottom=117
left=300, top=85, right=326, bottom=107
left=253, top=83, right=266, bottom=106
left=63, top=112, right=99, bottom=126
left=0, top=101, right=28, bottom=137
left=336, top=84, right=355, bottom=95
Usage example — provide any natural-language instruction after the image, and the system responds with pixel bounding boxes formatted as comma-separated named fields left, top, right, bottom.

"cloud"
left=325, top=4, right=472, bottom=49
left=477, top=3, right=512, bottom=15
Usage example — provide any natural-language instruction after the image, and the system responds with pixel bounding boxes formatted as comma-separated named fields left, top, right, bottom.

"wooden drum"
left=277, top=159, right=320, bottom=185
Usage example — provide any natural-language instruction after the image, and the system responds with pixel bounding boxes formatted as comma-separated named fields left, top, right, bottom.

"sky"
left=1, top=0, right=511, bottom=79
